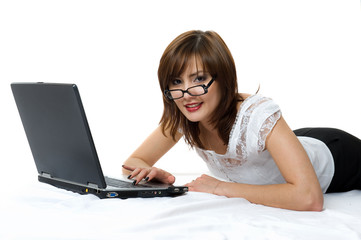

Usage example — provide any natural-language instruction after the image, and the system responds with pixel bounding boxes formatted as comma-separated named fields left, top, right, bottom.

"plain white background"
left=1, top=0, right=360, bottom=183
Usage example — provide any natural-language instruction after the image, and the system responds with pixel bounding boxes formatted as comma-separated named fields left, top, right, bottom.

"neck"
left=199, top=121, right=227, bottom=153
left=199, top=121, right=217, bottom=136
left=199, top=121, right=220, bottom=146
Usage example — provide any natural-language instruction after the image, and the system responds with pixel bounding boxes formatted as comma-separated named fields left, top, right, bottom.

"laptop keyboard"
left=105, top=176, right=152, bottom=188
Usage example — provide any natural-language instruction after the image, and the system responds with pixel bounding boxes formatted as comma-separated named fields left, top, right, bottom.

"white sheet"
left=1, top=1, right=361, bottom=239
left=2, top=175, right=361, bottom=240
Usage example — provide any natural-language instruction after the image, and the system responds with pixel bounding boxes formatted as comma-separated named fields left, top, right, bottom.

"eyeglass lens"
left=169, top=86, right=205, bottom=99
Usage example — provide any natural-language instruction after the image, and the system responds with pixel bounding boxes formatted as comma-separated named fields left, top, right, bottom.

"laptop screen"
left=11, top=83, right=107, bottom=188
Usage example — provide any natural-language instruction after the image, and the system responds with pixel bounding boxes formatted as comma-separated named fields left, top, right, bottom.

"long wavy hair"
left=158, top=30, right=242, bottom=149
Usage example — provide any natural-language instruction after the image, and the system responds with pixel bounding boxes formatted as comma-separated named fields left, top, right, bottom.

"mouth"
left=185, top=102, right=203, bottom=112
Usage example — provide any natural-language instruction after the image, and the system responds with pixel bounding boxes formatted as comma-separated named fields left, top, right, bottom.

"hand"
left=185, top=174, right=224, bottom=195
left=122, top=165, right=175, bottom=185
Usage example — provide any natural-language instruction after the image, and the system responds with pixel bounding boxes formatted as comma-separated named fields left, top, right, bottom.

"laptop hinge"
left=41, top=172, right=52, bottom=178
left=87, top=182, right=99, bottom=189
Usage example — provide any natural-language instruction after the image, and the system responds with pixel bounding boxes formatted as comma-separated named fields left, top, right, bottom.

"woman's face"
left=169, top=58, right=221, bottom=126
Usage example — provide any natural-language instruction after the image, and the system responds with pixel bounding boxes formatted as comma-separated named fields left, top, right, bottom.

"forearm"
left=216, top=181, right=323, bottom=211
left=122, top=126, right=181, bottom=176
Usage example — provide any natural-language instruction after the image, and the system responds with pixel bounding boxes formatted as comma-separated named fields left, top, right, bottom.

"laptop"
left=11, top=82, right=188, bottom=199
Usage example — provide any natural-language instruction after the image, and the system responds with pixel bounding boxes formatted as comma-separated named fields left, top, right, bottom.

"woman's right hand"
left=122, top=165, right=175, bottom=185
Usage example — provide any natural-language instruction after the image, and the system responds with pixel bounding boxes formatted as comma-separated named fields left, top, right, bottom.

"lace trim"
left=228, top=95, right=257, bottom=146
left=234, top=96, right=271, bottom=160
left=257, top=110, right=282, bottom=153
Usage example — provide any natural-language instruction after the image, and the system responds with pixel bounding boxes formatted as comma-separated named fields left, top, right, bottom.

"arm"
left=123, top=125, right=183, bottom=184
left=187, top=117, right=324, bottom=211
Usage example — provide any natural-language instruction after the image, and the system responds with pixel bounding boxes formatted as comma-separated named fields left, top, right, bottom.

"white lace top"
left=195, top=94, right=335, bottom=193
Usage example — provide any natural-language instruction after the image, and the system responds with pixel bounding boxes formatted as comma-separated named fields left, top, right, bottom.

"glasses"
left=164, top=78, right=215, bottom=100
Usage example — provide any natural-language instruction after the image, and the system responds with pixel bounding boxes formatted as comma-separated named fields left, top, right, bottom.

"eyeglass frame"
left=164, top=77, right=216, bottom=100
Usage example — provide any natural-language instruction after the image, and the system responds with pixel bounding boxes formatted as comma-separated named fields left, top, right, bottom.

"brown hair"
left=158, top=30, right=242, bottom=148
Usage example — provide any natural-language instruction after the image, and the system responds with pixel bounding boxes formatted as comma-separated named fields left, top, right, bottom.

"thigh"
left=294, top=128, right=361, bottom=193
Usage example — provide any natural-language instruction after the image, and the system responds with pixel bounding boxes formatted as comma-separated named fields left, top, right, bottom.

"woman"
left=122, top=30, right=361, bottom=211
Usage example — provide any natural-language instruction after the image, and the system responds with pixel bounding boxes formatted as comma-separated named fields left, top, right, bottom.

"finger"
left=184, top=183, right=195, bottom=191
left=122, top=165, right=136, bottom=171
left=146, top=168, right=174, bottom=184
left=145, top=168, right=158, bottom=182
left=157, top=169, right=176, bottom=184
left=185, top=180, right=196, bottom=190
left=134, top=169, right=149, bottom=185
left=129, top=168, right=142, bottom=179
left=167, top=175, right=176, bottom=184
left=185, top=180, right=195, bottom=187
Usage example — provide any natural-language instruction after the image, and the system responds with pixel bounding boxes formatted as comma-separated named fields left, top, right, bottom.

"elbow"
left=302, top=190, right=324, bottom=212
left=311, top=195, right=324, bottom=212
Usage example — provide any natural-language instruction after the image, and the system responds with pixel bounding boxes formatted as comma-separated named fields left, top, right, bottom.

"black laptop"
left=11, top=82, right=188, bottom=199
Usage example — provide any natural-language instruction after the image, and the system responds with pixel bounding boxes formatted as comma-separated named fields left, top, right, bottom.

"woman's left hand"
left=185, top=174, right=224, bottom=195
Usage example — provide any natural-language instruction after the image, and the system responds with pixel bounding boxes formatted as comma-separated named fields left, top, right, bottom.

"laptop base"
left=39, top=175, right=186, bottom=199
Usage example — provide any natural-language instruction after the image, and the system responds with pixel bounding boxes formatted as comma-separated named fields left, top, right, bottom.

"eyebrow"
left=188, top=71, right=206, bottom=78
left=172, top=71, right=208, bottom=80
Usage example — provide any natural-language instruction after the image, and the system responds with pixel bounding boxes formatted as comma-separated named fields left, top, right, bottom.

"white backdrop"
left=1, top=0, right=360, bottom=183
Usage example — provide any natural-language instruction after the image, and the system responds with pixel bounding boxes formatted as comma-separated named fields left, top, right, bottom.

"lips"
left=185, top=102, right=203, bottom=112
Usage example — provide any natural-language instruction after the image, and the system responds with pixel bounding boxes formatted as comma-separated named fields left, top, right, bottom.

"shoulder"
left=231, top=93, right=282, bottom=152
left=239, top=93, right=252, bottom=100
left=237, top=93, right=280, bottom=114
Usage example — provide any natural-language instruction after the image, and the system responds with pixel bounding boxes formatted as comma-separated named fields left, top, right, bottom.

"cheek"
left=207, top=87, right=222, bottom=107
left=174, top=100, right=182, bottom=109
left=173, top=100, right=186, bottom=113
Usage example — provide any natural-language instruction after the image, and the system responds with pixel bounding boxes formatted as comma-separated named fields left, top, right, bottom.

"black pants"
left=293, top=128, right=361, bottom=193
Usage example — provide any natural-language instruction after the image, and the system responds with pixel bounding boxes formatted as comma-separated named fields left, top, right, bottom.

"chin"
left=184, top=115, right=201, bottom=123
left=182, top=111, right=207, bottom=123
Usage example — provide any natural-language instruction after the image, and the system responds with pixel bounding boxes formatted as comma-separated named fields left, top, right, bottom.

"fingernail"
left=132, top=180, right=137, bottom=185
left=145, top=177, right=149, bottom=181
left=127, top=175, right=132, bottom=179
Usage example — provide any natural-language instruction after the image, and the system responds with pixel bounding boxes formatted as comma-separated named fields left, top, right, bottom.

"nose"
left=182, top=87, right=197, bottom=100
left=176, top=81, right=195, bottom=100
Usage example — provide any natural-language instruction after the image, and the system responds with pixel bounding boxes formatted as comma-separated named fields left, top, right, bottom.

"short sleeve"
left=245, top=96, right=281, bottom=154
left=257, top=110, right=282, bottom=152
left=226, top=95, right=282, bottom=158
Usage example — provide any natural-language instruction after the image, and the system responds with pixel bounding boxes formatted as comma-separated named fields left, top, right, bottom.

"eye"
left=171, top=79, right=182, bottom=86
left=169, top=79, right=182, bottom=89
left=194, top=75, right=208, bottom=83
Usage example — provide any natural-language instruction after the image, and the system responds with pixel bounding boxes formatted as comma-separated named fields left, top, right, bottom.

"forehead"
left=177, top=56, right=207, bottom=78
